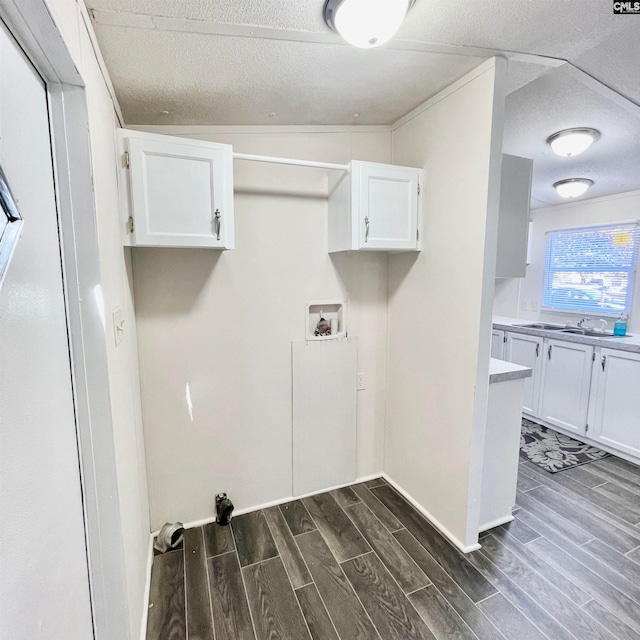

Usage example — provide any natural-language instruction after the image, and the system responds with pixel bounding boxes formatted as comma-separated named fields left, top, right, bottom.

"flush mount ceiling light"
left=553, top=178, right=594, bottom=198
left=546, top=128, right=601, bottom=158
left=324, top=0, right=416, bottom=49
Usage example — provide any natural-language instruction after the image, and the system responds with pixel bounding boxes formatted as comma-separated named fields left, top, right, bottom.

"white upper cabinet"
left=495, top=154, right=533, bottom=278
left=591, top=348, right=640, bottom=458
left=328, top=160, right=422, bottom=252
left=117, top=129, right=234, bottom=249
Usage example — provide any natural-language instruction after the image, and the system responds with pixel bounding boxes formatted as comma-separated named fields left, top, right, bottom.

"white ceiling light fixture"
left=553, top=178, right=594, bottom=198
left=547, top=127, right=600, bottom=157
left=324, top=0, right=416, bottom=49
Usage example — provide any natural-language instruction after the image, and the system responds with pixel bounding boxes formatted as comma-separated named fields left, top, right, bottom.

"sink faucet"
left=577, top=317, right=593, bottom=329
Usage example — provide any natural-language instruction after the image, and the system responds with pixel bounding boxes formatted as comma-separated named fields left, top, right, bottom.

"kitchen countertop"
left=493, top=316, right=640, bottom=354
left=489, top=358, right=532, bottom=384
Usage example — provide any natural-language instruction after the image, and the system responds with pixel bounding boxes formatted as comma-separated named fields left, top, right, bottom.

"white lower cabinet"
left=505, top=333, right=543, bottom=416
left=503, top=327, right=640, bottom=463
left=538, top=339, right=594, bottom=436
left=591, top=349, right=640, bottom=458
left=491, top=329, right=505, bottom=360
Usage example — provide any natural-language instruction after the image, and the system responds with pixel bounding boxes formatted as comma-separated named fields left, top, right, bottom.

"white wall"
left=385, top=59, right=506, bottom=550
left=0, top=20, right=93, bottom=639
left=44, top=2, right=150, bottom=637
left=494, top=190, right=640, bottom=334
left=131, top=128, right=391, bottom=530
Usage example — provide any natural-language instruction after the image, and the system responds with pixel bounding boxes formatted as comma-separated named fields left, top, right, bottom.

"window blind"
left=543, top=221, right=640, bottom=315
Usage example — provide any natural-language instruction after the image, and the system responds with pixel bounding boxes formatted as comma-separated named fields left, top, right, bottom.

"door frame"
left=0, top=2, right=130, bottom=639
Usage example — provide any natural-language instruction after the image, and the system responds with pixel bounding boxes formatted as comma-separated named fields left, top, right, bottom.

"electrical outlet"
left=357, top=373, right=366, bottom=391
left=531, top=300, right=538, bottom=312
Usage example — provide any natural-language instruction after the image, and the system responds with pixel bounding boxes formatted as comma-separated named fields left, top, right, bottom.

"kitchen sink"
left=513, top=323, right=568, bottom=330
left=559, top=328, right=626, bottom=338
left=513, top=323, right=630, bottom=338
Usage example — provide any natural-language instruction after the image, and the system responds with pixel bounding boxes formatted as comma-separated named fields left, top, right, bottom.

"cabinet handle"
left=535, top=343, right=540, bottom=357
left=364, top=216, right=370, bottom=243
left=213, top=209, right=221, bottom=241
left=548, top=344, right=552, bottom=359
left=601, top=355, right=607, bottom=372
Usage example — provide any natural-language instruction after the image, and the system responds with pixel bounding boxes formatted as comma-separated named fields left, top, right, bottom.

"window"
left=0, top=164, right=23, bottom=288
left=543, top=221, right=640, bottom=315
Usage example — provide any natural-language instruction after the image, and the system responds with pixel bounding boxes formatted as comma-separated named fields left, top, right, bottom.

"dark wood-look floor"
left=147, top=457, right=640, bottom=639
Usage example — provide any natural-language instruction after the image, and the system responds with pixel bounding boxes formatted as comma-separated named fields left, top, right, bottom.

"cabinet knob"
left=601, top=355, right=607, bottom=372
left=548, top=345, right=552, bottom=359
left=364, top=216, right=370, bottom=243
left=535, top=343, right=540, bottom=357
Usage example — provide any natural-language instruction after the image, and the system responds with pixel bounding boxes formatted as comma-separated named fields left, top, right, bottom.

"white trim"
left=543, top=218, right=640, bottom=234
left=479, top=515, right=514, bottom=533
left=125, top=124, right=391, bottom=135
left=0, top=3, right=131, bottom=638
left=391, top=58, right=501, bottom=131
left=153, top=472, right=384, bottom=536
left=382, top=475, right=481, bottom=554
left=534, top=189, right=640, bottom=214
left=89, top=9, right=566, bottom=69
left=139, top=535, right=154, bottom=640
left=78, top=3, right=124, bottom=125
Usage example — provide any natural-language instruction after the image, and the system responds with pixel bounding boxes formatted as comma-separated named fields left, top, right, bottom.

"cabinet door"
left=538, top=339, right=593, bottom=435
left=505, top=333, right=543, bottom=416
left=592, top=349, right=640, bottom=458
left=495, top=155, right=533, bottom=278
left=491, top=330, right=505, bottom=360
left=355, top=162, right=420, bottom=251
left=125, top=132, right=234, bottom=248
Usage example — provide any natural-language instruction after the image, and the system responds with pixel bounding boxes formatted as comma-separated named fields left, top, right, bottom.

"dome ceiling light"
left=553, top=178, right=594, bottom=199
left=547, top=128, right=601, bottom=157
left=323, top=0, right=416, bottom=49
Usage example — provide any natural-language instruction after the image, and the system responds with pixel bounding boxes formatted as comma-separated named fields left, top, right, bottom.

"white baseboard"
left=381, top=474, right=482, bottom=554
left=479, top=514, right=514, bottom=533
left=151, top=472, right=385, bottom=535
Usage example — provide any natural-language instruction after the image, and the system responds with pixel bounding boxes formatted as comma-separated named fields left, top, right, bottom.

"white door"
left=0, top=22, right=93, bottom=639
left=355, top=161, right=420, bottom=251
left=123, top=130, right=234, bottom=248
left=538, top=339, right=594, bottom=435
left=506, top=333, right=543, bottom=416
left=592, top=349, right=640, bottom=458
left=491, top=329, right=505, bottom=359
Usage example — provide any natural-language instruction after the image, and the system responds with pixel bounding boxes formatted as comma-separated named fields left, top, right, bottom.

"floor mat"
left=520, top=418, right=610, bottom=473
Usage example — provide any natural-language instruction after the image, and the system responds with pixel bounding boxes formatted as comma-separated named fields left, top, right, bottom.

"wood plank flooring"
left=147, top=460, right=640, bottom=639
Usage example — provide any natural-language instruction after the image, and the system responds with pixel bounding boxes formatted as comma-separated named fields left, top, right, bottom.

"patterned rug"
left=520, top=418, right=610, bottom=473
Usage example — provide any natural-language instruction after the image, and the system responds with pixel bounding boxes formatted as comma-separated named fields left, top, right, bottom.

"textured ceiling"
left=86, top=0, right=640, bottom=125
left=84, top=26, right=484, bottom=126
left=504, top=65, right=640, bottom=208
left=85, top=0, right=640, bottom=202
